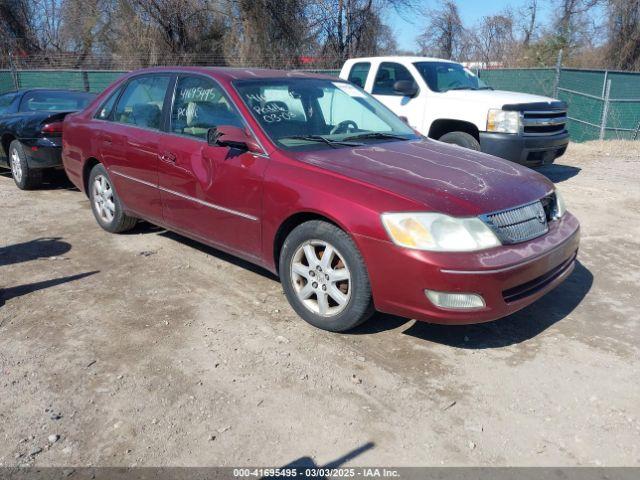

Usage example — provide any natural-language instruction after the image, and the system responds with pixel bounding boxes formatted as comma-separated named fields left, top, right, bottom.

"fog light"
left=425, top=290, right=485, bottom=309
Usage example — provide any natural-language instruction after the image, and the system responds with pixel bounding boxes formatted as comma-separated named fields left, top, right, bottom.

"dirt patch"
left=1, top=140, right=639, bottom=466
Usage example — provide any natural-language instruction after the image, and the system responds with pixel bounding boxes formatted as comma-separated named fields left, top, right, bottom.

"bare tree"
left=417, top=0, right=464, bottom=60
left=520, top=0, right=537, bottom=47
left=470, top=11, right=516, bottom=65
left=0, top=0, right=40, bottom=57
left=606, top=0, right=640, bottom=70
left=228, top=0, right=308, bottom=68
left=553, top=0, right=601, bottom=51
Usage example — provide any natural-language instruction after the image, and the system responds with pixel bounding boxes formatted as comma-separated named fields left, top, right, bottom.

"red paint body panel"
left=62, top=66, right=581, bottom=325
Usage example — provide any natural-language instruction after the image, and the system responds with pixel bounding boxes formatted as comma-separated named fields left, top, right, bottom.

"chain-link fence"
left=477, top=67, right=640, bottom=142
left=2, top=61, right=639, bottom=143
left=0, top=69, right=127, bottom=94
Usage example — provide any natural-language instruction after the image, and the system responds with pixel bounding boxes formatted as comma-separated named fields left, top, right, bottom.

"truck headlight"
left=487, top=109, right=519, bottom=134
left=381, top=212, right=501, bottom=252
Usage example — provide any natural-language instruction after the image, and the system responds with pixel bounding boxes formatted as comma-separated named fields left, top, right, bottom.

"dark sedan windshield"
left=20, top=90, right=95, bottom=112
left=234, top=78, right=417, bottom=150
left=414, top=62, right=489, bottom=92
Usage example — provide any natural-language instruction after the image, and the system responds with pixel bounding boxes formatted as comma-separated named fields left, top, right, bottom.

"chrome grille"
left=522, top=110, right=567, bottom=136
left=481, top=201, right=549, bottom=244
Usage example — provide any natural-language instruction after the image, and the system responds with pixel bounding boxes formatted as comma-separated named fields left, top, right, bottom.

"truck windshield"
left=234, top=78, right=418, bottom=150
left=414, top=62, right=490, bottom=93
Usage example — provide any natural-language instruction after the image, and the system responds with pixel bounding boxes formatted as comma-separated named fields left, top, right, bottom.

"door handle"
left=101, top=135, right=113, bottom=145
left=159, top=151, right=177, bottom=164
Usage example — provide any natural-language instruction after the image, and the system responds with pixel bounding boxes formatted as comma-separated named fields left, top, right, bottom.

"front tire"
left=9, top=140, right=42, bottom=190
left=88, top=163, right=137, bottom=233
left=279, top=220, right=374, bottom=332
left=438, top=131, right=481, bottom=151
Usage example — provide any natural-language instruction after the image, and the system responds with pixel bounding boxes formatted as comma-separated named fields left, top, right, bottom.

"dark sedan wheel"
left=280, top=220, right=374, bottom=332
left=88, top=163, right=137, bottom=233
left=9, top=140, right=42, bottom=190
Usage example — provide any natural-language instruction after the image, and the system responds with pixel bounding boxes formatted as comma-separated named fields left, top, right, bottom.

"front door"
left=101, top=74, right=172, bottom=223
left=158, top=75, right=268, bottom=260
left=370, top=62, right=424, bottom=131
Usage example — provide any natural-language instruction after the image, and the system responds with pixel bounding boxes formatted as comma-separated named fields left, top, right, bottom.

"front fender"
left=261, top=157, right=423, bottom=272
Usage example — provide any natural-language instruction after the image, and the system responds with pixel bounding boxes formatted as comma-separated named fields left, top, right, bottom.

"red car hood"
left=289, top=139, right=555, bottom=216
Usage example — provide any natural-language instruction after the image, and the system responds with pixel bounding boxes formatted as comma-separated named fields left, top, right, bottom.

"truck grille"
left=522, top=110, right=567, bottom=136
left=481, top=200, right=549, bottom=244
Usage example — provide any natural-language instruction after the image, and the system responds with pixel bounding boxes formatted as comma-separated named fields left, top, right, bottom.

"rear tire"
left=88, top=163, right=137, bottom=233
left=438, top=131, right=481, bottom=151
left=279, top=220, right=374, bottom=332
left=9, top=140, right=43, bottom=190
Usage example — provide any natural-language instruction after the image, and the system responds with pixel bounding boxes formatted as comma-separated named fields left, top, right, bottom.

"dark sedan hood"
left=289, top=139, right=555, bottom=216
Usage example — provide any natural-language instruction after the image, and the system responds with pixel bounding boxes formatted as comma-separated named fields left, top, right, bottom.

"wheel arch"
left=1, top=133, right=16, bottom=158
left=272, top=211, right=348, bottom=275
left=82, top=157, right=101, bottom=196
left=428, top=118, right=480, bottom=142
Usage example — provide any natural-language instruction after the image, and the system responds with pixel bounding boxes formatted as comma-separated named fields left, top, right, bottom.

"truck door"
left=368, top=62, right=424, bottom=131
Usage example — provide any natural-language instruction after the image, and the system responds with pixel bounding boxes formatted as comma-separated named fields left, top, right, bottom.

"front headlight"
left=487, top=109, right=519, bottom=133
left=553, top=189, right=567, bottom=219
left=381, top=212, right=501, bottom=252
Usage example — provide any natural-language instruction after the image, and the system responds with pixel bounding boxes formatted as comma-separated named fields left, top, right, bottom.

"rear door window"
left=170, top=75, right=243, bottom=140
left=94, top=87, right=123, bottom=120
left=372, top=62, right=415, bottom=96
left=347, top=62, right=371, bottom=88
left=113, top=75, right=171, bottom=130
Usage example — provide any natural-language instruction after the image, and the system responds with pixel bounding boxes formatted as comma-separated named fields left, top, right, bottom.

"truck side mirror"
left=393, top=80, right=418, bottom=98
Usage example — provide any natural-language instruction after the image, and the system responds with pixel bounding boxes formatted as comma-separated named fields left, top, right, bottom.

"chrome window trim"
left=110, top=170, right=259, bottom=222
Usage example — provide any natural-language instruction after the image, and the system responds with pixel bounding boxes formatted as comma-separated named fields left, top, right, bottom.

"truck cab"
left=339, top=56, right=570, bottom=167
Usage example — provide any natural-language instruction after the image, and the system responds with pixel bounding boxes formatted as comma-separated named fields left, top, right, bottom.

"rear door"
left=157, top=74, right=268, bottom=260
left=101, top=74, right=172, bottom=223
left=369, top=62, right=424, bottom=130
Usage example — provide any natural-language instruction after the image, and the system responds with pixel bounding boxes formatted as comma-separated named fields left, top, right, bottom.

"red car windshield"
left=234, top=79, right=417, bottom=150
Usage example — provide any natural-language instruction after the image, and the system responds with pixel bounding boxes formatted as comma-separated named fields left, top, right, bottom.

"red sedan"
left=62, top=67, right=580, bottom=332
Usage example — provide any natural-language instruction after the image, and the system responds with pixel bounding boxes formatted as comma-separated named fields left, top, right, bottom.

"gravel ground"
left=0, top=141, right=639, bottom=467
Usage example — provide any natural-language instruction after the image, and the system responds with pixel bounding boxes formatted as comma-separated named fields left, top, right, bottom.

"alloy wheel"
left=92, top=174, right=115, bottom=223
left=290, top=240, right=351, bottom=316
left=10, top=148, right=22, bottom=183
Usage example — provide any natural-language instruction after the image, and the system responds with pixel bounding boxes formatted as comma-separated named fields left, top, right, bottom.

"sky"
left=387, top=0, right=556, bottom=52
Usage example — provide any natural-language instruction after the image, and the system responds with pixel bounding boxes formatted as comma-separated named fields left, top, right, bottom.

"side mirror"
left=393, top=80, right=418, bottom=98
left=207, top=125, right=262, bottom=153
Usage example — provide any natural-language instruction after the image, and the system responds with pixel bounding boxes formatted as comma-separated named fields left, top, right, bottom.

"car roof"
left=345, top=56, right=459, bottom=64
left=124, top=66, right=340, bottom=82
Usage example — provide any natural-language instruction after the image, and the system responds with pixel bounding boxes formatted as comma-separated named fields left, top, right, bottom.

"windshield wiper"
left=342, top=132, right=410, bottom=142
left=281, top=135, right=363, bottom=148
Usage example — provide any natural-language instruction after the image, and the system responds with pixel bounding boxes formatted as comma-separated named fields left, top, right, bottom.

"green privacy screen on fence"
left=1, top=67, right=638, bottom=142
left=0, top=69, right=126, bottom=94
left=478, top=67, right=640, bottom=142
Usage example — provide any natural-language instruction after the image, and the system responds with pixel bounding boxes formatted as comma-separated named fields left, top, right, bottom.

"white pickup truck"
left=339, top=56, right=569, bottom=166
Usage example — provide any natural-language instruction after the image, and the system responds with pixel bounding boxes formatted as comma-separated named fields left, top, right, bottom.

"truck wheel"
left=9, top=140, right=43, bottom=190
left=88, top=163, right=137, bottom=233
left=279, top=220, right=375, bottom=332
left=439, top=131, right=481, bottom=151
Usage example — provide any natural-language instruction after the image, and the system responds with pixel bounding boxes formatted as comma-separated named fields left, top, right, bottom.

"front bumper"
left=479, top=131, right=569, bottom=167
left=20, top=137, right=63, bottom=169
left=355, top=212, right=580, bottom=325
